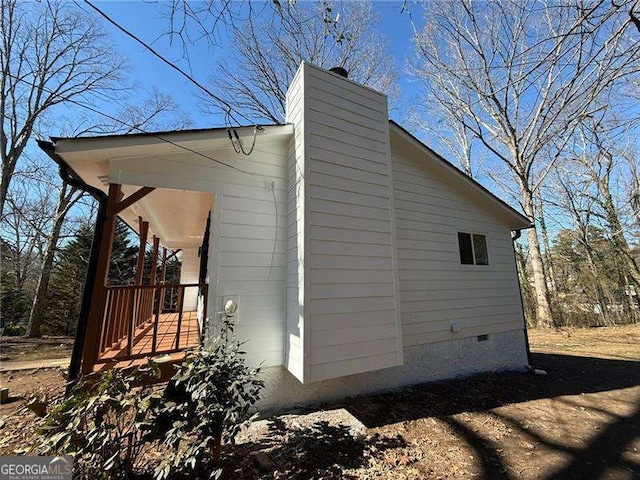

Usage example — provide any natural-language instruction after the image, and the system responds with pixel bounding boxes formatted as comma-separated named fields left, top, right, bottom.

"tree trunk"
left=522, top=187, right=555, bottom=328
left=537, top=198, right=557, bottom=293
left=583, top=242, right=611, bottom=327
left=597, top=179, right=640, bottom=322
left=0, top=166, right=10, bottom=219
left=514, top=241, right=536, bottom=325
left=602, top=191, right=640, bottom=284
left=25, top=183, right=78, bottom=337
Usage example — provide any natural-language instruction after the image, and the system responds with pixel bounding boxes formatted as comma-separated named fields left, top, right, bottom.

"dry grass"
left=528, top=323, right=639, bottom=361
left=0, top=336, right=73, bottom=365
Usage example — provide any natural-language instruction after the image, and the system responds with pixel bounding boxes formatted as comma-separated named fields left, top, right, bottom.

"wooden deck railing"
left=95, top=283, right=208, bottom=365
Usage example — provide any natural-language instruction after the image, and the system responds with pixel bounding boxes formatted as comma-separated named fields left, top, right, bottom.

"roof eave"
left=50, top=122, right=287, bottom=143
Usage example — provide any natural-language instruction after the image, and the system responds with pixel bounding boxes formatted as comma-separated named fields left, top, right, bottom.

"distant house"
left=40, top=62, right=532, bottom=409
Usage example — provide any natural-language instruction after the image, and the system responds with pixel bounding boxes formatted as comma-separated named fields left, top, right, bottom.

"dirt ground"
left=528, top=324, right=638, bottom=361
left=0, top=336, right=73, bottom=366
left=1, top=325, right=639, bottom=479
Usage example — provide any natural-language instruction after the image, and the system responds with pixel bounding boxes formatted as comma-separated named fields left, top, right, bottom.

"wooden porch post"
left=160, top=248, right=167, bottom=314
left=134, top=217, right=149, bottom=286
left=149, top=237, right=160, bottom=322
left=149, top=236, right=160, bottom=285
left=81, top=183, right=120, bottom=375
left=161, top=247, right=167, bottom=284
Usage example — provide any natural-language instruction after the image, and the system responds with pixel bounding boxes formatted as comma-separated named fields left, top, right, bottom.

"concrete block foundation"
left=259, top=329, right=529, bottom=411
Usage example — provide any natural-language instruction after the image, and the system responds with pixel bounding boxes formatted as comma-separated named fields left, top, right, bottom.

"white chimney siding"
left=285, top=62, right=403, bottom=383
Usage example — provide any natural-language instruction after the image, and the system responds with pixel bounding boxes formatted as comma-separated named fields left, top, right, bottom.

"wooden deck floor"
left=94, top=311, right=200, bottom=372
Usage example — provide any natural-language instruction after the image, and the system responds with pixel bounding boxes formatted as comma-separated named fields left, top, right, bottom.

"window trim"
left=457, top=231, right=489, bottom=266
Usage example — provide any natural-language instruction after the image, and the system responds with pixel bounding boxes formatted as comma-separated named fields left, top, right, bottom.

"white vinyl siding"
left=285, top=62, right=402, bottom=383
left=109, top=141, right=288, bottom=368
left=391, top=148, right=525, bottom=346
left=179, top=248, right=200, bottom=311
left=284, top=65, right=306, bottom=380
left=209, top=193, right=286, bottom=368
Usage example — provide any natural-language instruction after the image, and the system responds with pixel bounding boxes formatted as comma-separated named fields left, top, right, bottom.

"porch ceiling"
left=118, top=186, right=212, bottom=250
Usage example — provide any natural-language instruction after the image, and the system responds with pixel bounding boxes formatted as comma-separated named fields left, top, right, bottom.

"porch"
left=78, top=183, right=213, bottom=377
left=93, top=283, right=206, bottom=372
left=42, top=125, right=292, bottom=382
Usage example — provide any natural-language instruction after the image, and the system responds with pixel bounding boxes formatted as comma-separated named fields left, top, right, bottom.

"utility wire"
left=68, top=101, right=255, bottom=175
left=228, top=125, right=260, bottom=155
left=6, top=71, right=256, bottom=176
left=79, top=0, right=253, bottom=127
left=68, top=99, right=254, bottom=175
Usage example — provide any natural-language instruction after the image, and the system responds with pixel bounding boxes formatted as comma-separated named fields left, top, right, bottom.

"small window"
left=458, top=232, right=489, bottom=265
left=473, top=234, right=489, bottom=265
left=458, top=233, right=474, bottom=265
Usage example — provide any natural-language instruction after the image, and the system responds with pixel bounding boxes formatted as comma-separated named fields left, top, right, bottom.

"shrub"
left=151, top=315, right=265, bottom=479
left=38, top=315, right=264, bottom=480
left=38, top=364, right=162, bottom=479
left=2, top=321, right=26, bottom=336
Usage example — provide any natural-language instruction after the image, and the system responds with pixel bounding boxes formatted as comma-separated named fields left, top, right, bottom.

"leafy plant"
left=38, top=363, right=162, bottom=479
left=151, top=315, right=264, bottom=480
left=38, top=316, right=264, bottom=480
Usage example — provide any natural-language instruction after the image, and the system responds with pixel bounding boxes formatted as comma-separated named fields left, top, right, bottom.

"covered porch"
left=40, top=124, right=292, bottom=381
left=93, top=284, right=205, bottom=372
left=76, top=180, right=213, bottom=376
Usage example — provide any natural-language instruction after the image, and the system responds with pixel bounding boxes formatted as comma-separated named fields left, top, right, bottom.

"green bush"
left=151, top=316, right=264, bottom=479
left=1, top=321, right=26, bottom=336
left=38, top=315, right=264, bottom=479
left=39, top=364, right=162, bottom=479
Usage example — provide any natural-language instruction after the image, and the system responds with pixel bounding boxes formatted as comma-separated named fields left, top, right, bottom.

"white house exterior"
left=43, top=62, right=532, bottom=409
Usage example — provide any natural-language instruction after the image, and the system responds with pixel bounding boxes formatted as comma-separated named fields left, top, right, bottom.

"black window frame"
left=457, top=232, right=474, bottom=265
left=457, top=231, right=489, bottom=266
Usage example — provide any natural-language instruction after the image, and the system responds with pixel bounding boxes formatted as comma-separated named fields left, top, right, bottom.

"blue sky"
left=38, top=1, right=544, bottom=231
left=84, top=1, right=421, bottom=129
left=42, top=1, right=524, bottom=226
left=15, top=0, right=637, bottom=251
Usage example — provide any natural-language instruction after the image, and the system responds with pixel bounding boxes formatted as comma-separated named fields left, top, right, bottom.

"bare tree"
left=412, top=0, right=640, bottom=327
left=203, top=0, right=398, bottom=123
left=70, top=89, right=191, bottom=137
left=0, top=0, right=122, bottom=216
left=0, top=1, right=194, bottom=337
left=25, top=181, right=82, bottom=337
left=160, top=0, right=256, bottom=60
left=572, top=120, right=640, bottom=313
left=22, top=91, right=190, bottom=338
left=627, top=152, right=640, bottom=230
left=2, top=170, right=56, bottom=293
left=551, top=167, right=614, bottom=326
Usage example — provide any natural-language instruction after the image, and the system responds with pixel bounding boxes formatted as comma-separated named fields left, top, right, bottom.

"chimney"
left=284, top=62, right=401, bottom=383
left=329, top=66, right=348, bottom=78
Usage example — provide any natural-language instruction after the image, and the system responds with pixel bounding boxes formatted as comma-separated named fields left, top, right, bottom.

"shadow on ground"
left=336, top=353, right=640, bottom=479
left=221, top=419, right=406, bottom=479
left=341, top=353, right=640, bottom=427
left=222, top=353, right=640, bottom=479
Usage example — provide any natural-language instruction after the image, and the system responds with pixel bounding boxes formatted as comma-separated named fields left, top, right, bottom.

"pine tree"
left=164, top=256, right=181, bottom=285
left=108, top=220, right=138, bottom=286
left=1, top=239, right=30, bottom=334
left=43, top=224, right=93, bottom=335
left=42, top=219, right=138, bottom=336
